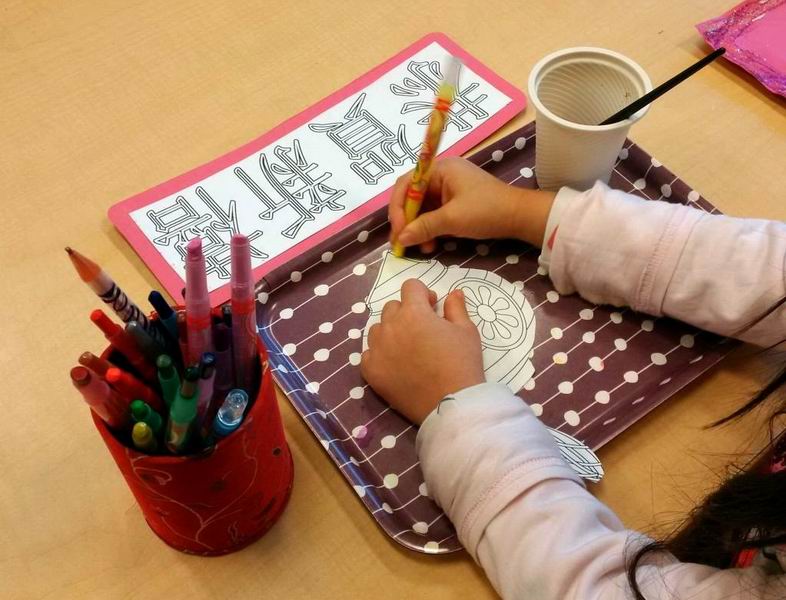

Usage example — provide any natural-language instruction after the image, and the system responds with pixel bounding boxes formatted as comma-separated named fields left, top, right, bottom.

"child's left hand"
left=360, top=279, right=485, bottom=425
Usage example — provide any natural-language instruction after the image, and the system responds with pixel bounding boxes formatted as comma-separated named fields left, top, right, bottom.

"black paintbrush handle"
left=599, top=47, right=726, bottom=126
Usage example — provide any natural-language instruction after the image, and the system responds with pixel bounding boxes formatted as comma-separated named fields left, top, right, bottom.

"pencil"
left=391, top=56, right=460, bottom=257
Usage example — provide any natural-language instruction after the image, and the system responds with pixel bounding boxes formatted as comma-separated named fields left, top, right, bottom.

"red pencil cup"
left=93, top=337, right=294, bottom=556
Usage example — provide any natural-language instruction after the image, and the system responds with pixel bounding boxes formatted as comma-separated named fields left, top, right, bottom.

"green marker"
left=165, top=366, right=200, bottom=454
left=130, top=399, right=163, bottom=435
left=132, top=422, right=158, bottom=453
left=157, top=354, right=180, bottom=408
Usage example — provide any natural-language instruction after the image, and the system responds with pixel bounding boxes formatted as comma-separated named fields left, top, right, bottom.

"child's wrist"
left=506, top=188, right=555, bottom=247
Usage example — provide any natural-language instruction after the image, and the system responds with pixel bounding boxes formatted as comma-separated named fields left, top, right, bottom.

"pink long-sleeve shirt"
left=417, top=183, right=786, bottom=599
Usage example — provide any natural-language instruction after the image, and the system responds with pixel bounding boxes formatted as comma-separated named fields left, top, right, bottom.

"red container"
left=94, top=338, right=293, bottom=556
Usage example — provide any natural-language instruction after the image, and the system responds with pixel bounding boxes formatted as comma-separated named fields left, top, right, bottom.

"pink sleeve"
left=547, top=182, right=786, bottom=347
left=417, top=383, right=783, bottom=598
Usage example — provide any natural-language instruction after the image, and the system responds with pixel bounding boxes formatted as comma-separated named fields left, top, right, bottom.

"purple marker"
left=230, top=234, right=257, bottom=393
left=185, top=237, right=213, bottom=365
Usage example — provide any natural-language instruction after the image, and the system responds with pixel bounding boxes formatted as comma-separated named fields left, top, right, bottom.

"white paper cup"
left=528, top=47, right=652, bottom=191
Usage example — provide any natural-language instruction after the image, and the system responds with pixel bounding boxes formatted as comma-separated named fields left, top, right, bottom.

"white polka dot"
left=537, top=265, right=548, bottom=276
left=353, top=485, right=366, bottom=498
left=348, top=328, right=362, bottom=339
left=357, top=230, right=369, bottom=243
left=515, top=136, right=527, bottom=150
left=641, top=319, right=654, bottom=332
left=651, top=352, right=667, bottom=365
left=322, top=251, right=334, bottom=263
left=618, top=147, right=629, bottom=160
left=550, top=327, right=563, bottom=340
left=589, top=356, right=604, bottom=371
left=318, top=322, right=333, bottom=334
left=633, top=178, right=646, bottom=190
left=579, top=308, right=594, bottom=320
left=349, top=352, right=362, bottom=366
left=424, top=541, right=440, bottom=553
left=651, top=157, right=662, bottom=168
left=623, top=370, right=639, bottom=383
left=349, top=386, right=364, bottom=399
left=419, top=482, right=429, bottom=497
left=476, top=243, right=490, bottom=256
left=582, top=331, right=596, bottom=344
left=530, top=403, right=543, bottom=416
left=313, top=348, right=330, bottom=362
left=524, top=378, right=536, bottom=391
left=546, top=290, right=560, bottom=303
left=306, top=381, right=320, bottom=394
left=687, top=190, right=700, bottom=202
left=595, top=390, right=610, bottom=404
left=614, top=338, right=627, bottom=351
left=379, top=435, right=396, bottom=449
left=283, top=343, right=297, bottom=356
left=257, top=292, right=269, bottom=304
left=314, top=284, right=329, bottom=296
left=553, top=352, right=568, bottom=365
left=660, top=184, right=672, bottom=198
left=383, top=474, right=399, bottom=489
left=290, top=271, right=302, bottom=283
left=514, top=280, right=524, bottom=291
left=351, top=302, right=366, bottom=314
left=279, top=308, right=294, bottom=320
left=491, top=149, right=504, bottom=162
left=382, top=502, right=393, bottom=514
left=352, top=425, right=367, bottom=439
left=519, top=166, right=534, bottom=178
left=680, top=334, right=695, bottom=348
left=558, top=381, right=574, bottom=394
left=444, top=240, right=457, bottom=251
left=353, top=263, right=367, bottom=276
left=564, top=410, right=581, bottom=426
left=505, top=254, right=520, bottom=265
left=610, top=312, right=623, bottom=324
left=413, top=521, right=429, bottom=534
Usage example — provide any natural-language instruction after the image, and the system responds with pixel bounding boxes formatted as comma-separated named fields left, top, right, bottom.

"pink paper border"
left=108, top=32, right=527, bottom=305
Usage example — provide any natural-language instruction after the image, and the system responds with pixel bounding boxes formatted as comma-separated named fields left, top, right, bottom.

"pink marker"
left=185, top=237, right=213, bottom=365
left=230, top=234, right=258, bottom=393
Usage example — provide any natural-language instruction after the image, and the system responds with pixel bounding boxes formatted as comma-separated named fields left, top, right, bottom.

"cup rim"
left=527, top=46, right=654, bottom=132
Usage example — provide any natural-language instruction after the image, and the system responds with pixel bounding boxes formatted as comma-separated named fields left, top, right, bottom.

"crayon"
left=70, top=366, right=128, bottom=428
left=126, top=320, right=165, bottom=364
left=230, top=235, right=258, bottom=393
left=156, top=354, right=180, bottom=409
left=78, top=351, right=113, bottom=377
left=132, top=422, right=158, bottom=453
left=166, top=366, right=200, bottom=454
left=130, top=399, right=163, bottom=435
left=106, top=367, right=163, bottom=412
left=197, top=352, right=216, bottom=430
left=212, top=389, right=249, bottom=439
left=66, top=247, right=163, bottom=344
left=90, top=309, right=157, bottom=382
left=185, top=238, right=213, bottom=364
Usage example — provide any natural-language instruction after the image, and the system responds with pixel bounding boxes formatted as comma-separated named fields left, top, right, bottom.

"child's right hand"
left=389, top=157, right=556, bottom=253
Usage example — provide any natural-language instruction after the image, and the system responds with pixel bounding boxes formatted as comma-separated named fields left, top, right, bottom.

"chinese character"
left=309, top=93, right=420, bottom=185
left=390, top=60, right=489, bottom=132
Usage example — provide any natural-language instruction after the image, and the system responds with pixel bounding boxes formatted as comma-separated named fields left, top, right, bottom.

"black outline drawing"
left=146, top=189, right=266, bottom=280
left=390, top=61, right=489, bottom=132
left=308, top=93, right=420, bottom=185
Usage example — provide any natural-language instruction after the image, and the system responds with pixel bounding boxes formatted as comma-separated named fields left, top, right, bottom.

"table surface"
left=2, top=1, right=785, bottom=598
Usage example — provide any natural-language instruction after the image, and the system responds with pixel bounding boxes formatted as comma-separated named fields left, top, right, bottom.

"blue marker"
left=211, top=389, right=249, bottom=438
left=148, top=291, right=179, bottom=340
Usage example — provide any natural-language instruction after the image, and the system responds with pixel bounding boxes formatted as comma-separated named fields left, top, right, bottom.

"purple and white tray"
left=255, top=121, right=730, bottom=554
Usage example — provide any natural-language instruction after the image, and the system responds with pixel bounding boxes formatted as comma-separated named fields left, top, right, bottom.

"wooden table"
left=2, top=1, right=784, bottom=597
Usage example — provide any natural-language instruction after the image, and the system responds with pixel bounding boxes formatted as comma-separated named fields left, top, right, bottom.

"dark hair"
left=627, top=359, right=786, bottom=598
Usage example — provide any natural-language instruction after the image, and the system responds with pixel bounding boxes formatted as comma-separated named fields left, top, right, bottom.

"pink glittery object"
left=697, top=0, right=786, bottom=97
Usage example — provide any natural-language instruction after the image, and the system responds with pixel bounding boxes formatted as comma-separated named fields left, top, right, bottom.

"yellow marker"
left=392, top=56, right=460, bottom=257
left=132, top=421, right=158, bottom=453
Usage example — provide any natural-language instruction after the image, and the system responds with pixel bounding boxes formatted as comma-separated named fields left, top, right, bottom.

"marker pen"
left=166, top=366, right=199, bottom=454
left=70, top=366, right=128, bottom=428
left=90, top=309, right=157, bottom=383
left=132, top=422, right=158, bottom=453
left=130, top=399, right=163, bottom=435
left=126, top=320, right=165, bottom=364
left=156, top=354, right=180, bottom=409
left=106, top=367, right=163, bottom=412
left=212, top=389, right=249, bottom=439
left=196, top=352, right=216, bottom=430
left=185, top=238, right=213, bottom=365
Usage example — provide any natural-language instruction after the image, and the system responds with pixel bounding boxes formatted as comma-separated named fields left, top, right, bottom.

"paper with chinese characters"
left=108, top=33, right=526, bottom=305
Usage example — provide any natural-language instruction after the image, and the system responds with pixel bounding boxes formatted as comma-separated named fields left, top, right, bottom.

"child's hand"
left=360, top=279, right=485, bottom=425
left=389, top=157, right=556, bottom=253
